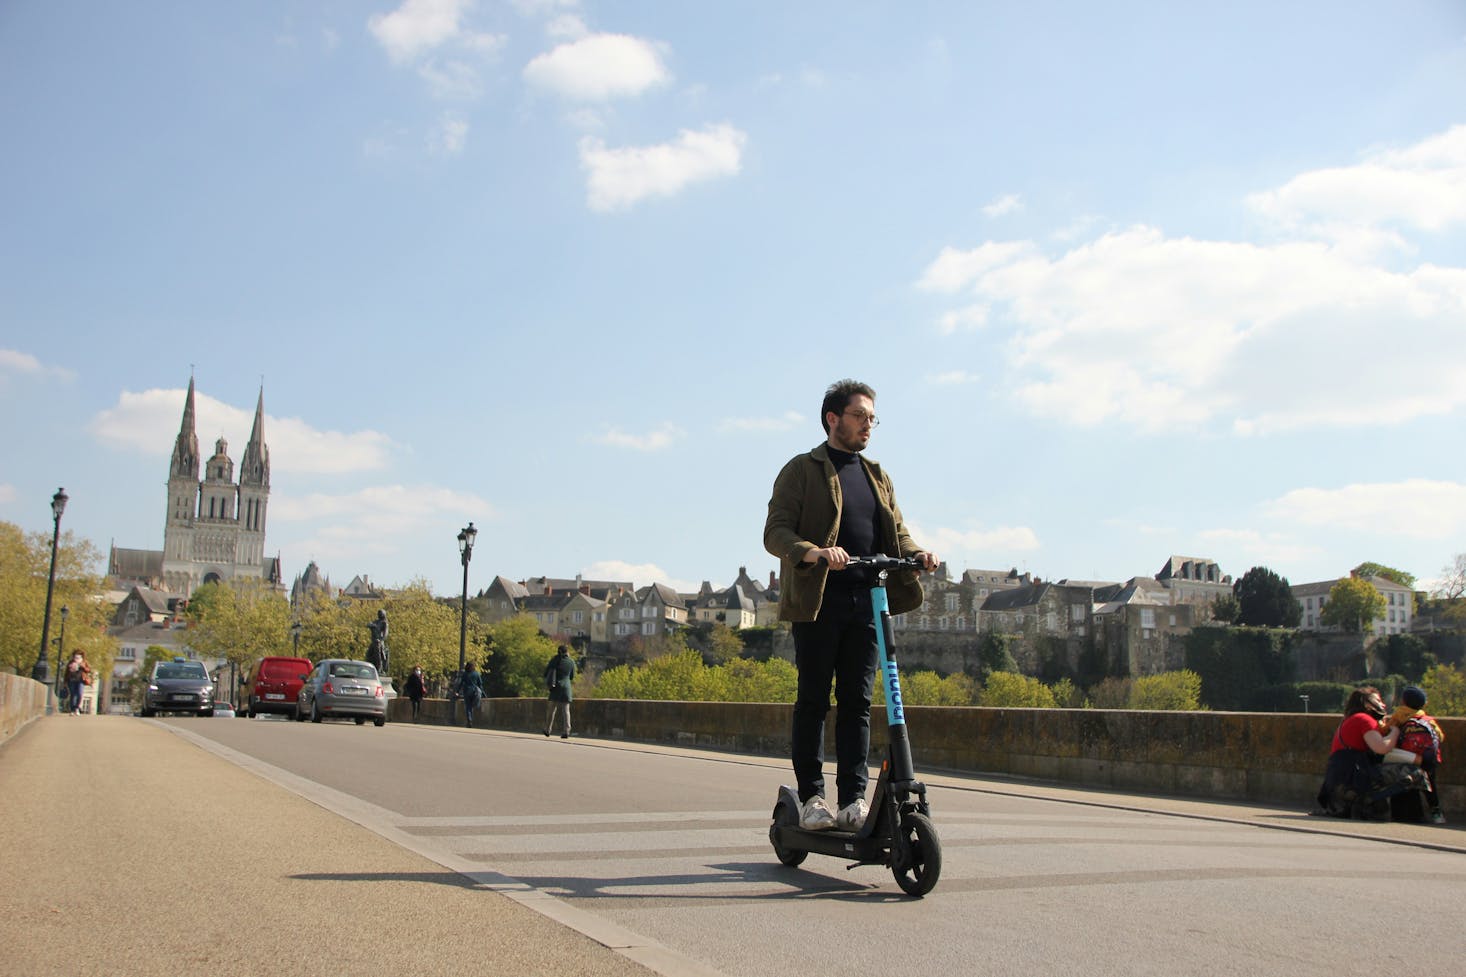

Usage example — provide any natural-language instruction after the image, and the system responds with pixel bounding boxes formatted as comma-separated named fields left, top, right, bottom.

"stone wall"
left=0, top=674, right=51, bottom=745
left=390, top=696, right=1463, bottom=814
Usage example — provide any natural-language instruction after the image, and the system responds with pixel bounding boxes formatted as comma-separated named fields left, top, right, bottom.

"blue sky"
left=3, top=1, right=1465, bottom=598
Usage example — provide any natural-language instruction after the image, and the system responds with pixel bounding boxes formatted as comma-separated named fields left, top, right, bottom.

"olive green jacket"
left=763, top=442, right=924, bottom=622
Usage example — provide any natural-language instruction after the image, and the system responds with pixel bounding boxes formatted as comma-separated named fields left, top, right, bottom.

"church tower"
left=161, top=378, right=274, bottom=597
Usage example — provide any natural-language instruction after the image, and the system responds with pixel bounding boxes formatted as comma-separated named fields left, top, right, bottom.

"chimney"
left=769, top=571, right=776, bottom=589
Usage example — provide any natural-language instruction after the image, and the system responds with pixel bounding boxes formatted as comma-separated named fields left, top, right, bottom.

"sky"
left=2, top=1, right=1466, bottom=599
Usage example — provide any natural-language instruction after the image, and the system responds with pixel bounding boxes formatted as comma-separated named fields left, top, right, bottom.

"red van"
left=245, top=656, right=313, bottom=718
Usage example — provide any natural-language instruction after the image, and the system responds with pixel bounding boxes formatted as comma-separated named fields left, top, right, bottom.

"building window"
left=119, top=647, right=136, bottom=660
left=1141, top=609, right=1156, bottom=629
left=573, top=611, right=584, bottom=624
left=1071, top=605, right=1085, bottom=622
left=642, top=605, right=656, bottom=618
left=945, top=594, right=959, bottom=613
left=642, top=621, right=656, bottom=636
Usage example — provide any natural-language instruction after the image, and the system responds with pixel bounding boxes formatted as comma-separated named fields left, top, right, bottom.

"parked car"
left=295, top=659, right=387, bottom=726
left=243, top=656, right=312, bottom=718
left=212, top=701, right=236, bottom=718
left=141, top=659, right=214, bottom=717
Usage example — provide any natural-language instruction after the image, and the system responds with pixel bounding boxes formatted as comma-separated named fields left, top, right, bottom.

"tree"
left=1087, top=676, right=1133, bottom=709
left=1233, top=567, right=1301, bottom=628
left=483, top=614, right=559, bottom=697
left=1319, top=577, right=1386, bottom=634
left=1420, top=663, right=1465, bottom=717
left=1209, top=593, right=1240, bottom=625
left=1352, top=561, right=1416, bottom=590
left=902, top=671, right=978, bottom=706
left=978, top=671, right=1056, bottom=708
left=1379, top=633, right=1435, bottom=683
left=975, top=632, right=1018, bottom=681
left=0, top=521, right=114, bottom=678
left=187, top=579, right=292, bottom=675
left=1128, top=671, right=1203, bottom=711
left=1431, top=554, right=1466, bottom=626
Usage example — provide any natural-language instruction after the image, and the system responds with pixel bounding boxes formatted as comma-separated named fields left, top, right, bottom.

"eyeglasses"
left=842, top=409, right=879, bottom=427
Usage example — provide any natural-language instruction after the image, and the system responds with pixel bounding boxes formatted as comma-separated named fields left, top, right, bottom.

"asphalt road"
left=149, top=713, right=1466, bottom=977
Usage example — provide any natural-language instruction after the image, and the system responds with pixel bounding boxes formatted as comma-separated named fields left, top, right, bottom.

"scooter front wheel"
left=892, top=811, right=941, bottom=897
left=770, top=797, right=808, bottom=867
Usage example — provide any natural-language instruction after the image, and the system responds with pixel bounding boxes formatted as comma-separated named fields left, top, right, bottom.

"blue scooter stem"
left=871, top=572, right=917, bottom=786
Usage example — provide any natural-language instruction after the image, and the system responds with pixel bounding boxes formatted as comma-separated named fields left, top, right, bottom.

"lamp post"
left=456, top=522, right=477, bottom=726
left=291, top=621, right=302, bottom=656
left=32, top=487, right=68, bottom=685
left=1299, top=694, right=1310, bottom=714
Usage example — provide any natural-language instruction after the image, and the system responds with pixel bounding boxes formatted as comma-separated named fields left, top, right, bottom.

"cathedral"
left=109, top=377, right=281, bottom=598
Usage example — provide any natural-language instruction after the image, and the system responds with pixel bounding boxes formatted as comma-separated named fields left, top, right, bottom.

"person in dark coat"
left=459, top=661, right=484, bottom=728
left=543, top=645, right=576, bottom=739
left=403, top=665, right=426, bottom=722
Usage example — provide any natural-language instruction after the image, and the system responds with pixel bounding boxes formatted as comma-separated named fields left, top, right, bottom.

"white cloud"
left=0, top=484, right=15, bottom=504
left=418, top=59, right=484, bottom=99
left=907, top=521, right=1041, bottom=569
left=591, top=422, right=685, bottom=451
left=1248, top=124, right=1466, bottom=233
left=927, top=370, right=980, bottom=386
left=582, top=559, right=693, bottom=592
left=430, top=113, right=469, bottom=153
left=0, top=349, right=74, bottom=381
left=273, top=484, right=492, bottom=580
left=546, top=14, right=587, bottom=39
left=369, top=0, right=473, bottom=64
left=920, top=127, right=1466, bottom=435
left=718, top=411, right=804, bottom=433
left=580, top=123, right=746, bottom=212
left=1196, top=528, right=1324, bottom=574
left=89, top=388, right=394, bottom=475
left=982, top=193, right=1023, bottom=218
left=523, top=32, right=670, bottom=101
left=1262, top=479, right=1466, bottom=540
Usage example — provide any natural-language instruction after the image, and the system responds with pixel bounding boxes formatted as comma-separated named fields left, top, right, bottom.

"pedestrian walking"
left=543, top=645, right=576, bottom=739
left=459, top=661, right=484, bottom=728
left=62, top=650, right=92, bottom=716
left=403, top=665, right=426, bottom=722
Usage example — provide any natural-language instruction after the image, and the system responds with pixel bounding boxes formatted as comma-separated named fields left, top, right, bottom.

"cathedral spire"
left=169, top=375, right=200, bottom=480
left=240, top=386, right=270, bottom=488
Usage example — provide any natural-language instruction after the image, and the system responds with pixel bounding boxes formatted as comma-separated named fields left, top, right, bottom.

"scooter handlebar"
left=817, top=554, right=927, bottom=571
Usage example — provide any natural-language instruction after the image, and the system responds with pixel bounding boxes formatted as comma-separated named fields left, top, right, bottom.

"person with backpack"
left=402, top=665, right=427, bottom=722
left=1381, top=686, right=1446, bottom=824
left=458, top=661, right=484, bottom=728
left=1314, top=685, right=1403, bottom=818
left=543, top=645, right=575, bottom=739
left=63, top=650, right=92, bottom=716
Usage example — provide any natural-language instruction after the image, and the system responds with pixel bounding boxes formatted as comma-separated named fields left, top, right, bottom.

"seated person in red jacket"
left=1314, top=685, right=1400, bottom=817
left=1381, top=685, right=1446, bottom=825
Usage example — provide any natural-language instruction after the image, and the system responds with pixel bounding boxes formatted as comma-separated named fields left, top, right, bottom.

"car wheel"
left=311, top=699, right=322, bottom=723
left=140, top=707, right=155, bottom=718
left=374, top=716, right=386, bottom=727
left=294, top=702, right=307, bottom=722
left=201, top=708, right=214, bottom=718
left=355, top=716, right=366, bottom=725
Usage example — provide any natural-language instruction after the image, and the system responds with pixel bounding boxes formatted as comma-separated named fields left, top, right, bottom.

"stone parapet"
left=394, top=696, right=1462, bottom=812
left=0, top=673, right=51, bottom=744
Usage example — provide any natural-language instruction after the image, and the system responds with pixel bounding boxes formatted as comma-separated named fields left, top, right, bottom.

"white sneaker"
left=800, top=795, right=836, bottom=831
left=836, top=798, right=869, bottom=832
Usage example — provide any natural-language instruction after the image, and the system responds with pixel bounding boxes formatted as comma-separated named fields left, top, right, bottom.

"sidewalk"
left=0, top=716, right=658, bottom=977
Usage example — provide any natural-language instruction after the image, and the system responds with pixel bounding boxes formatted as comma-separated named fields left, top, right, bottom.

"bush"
left=978, top=671, right=1057, bottom=708
left=1421, top=663, right=1466, bottom=717
left=1127, top=671, right=1203, bottom=711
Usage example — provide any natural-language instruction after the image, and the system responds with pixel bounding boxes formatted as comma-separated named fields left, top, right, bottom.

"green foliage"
left=975, top=632, right=1018, bottom=681
left=1233, top=566, right=1301, bottom=628
left=684, top=621, right=745, bottom=664
left=1319, top=577, right=1386, bottom=634
left=592, top=649, right=709, bottom=701
left=1352, top=562, right=1416, bottom=590
left=186, top=579, right=292, bottom=671
left=484, top=614, right=560, bottom=697
left=0, top=521, right=114, bottom=677
left=1249, top=681, right=1354, bottom=714
left=901, top=671, right=978, bottom=706
left=1128, top=670, right=1203, bottom=711
left=718, top=656, right=798, bottom=703
left=1087, top=676, right=1133, bottom=709
left=1209, top=593, right=1240, bottom=625
left=1420, top=663, right=1465, bottom=718
left=1378, top=633, right=1436, bottom=683
left=1184, top=626, right=1295, bottom=710
left=978, top=671, right=1057, bottom=708
left=1049, top=677, right=1083, bottom=708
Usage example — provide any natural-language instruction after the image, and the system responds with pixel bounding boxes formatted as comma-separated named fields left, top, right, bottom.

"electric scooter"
left=768, top=554, right=943, bottom=897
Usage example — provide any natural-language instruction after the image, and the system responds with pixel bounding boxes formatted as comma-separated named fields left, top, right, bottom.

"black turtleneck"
left=828, top=447, right=877, bottom=586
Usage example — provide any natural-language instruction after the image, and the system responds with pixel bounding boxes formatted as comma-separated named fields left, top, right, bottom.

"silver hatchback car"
left=295, top=659, right=387, bottom=726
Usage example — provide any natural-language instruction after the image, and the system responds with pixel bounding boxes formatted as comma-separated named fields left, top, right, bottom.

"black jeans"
left=791, top=586, right=878, bottom=808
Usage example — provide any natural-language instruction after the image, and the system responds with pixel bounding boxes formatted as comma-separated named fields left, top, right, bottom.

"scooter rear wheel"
left=770, top=797, right=808, bottom=867
left=893, top=811, right=941, bottom=897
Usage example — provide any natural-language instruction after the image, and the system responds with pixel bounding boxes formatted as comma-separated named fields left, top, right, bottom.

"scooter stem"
left=872, top=569, right=917, bottom=787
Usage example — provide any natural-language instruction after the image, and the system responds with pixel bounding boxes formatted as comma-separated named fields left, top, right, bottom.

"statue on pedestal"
left=366, top=609, right=390, bottom=676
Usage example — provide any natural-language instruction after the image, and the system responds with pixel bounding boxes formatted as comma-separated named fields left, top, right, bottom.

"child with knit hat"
left=1381, top=686, right=1446, bottom=824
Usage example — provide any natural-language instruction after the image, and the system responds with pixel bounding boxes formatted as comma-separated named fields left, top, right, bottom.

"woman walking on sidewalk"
left=62, top=650, right=91, bottom=715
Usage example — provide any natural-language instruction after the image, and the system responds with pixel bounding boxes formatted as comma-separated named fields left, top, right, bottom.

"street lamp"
left=456, top=522, right=477, bottom=725
left=32, top=487, right=68, bottom=684
left=1299, top=694, right=1310, bottom=714
left=291, top=621, right=302, bottom=656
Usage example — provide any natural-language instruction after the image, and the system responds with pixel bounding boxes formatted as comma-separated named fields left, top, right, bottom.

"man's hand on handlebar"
left=807, top=549, right=940, bottom=572
left=804, top=546, right=851, bottom=569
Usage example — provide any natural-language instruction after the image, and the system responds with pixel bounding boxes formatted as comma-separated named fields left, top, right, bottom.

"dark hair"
left=1343, top=685, right=1384, bottom=719
left=1402, top=686, right=1427, bottom=710
left=557, top=644, right=568, bottom=654
left=820, top=379, right=876, bottom=434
